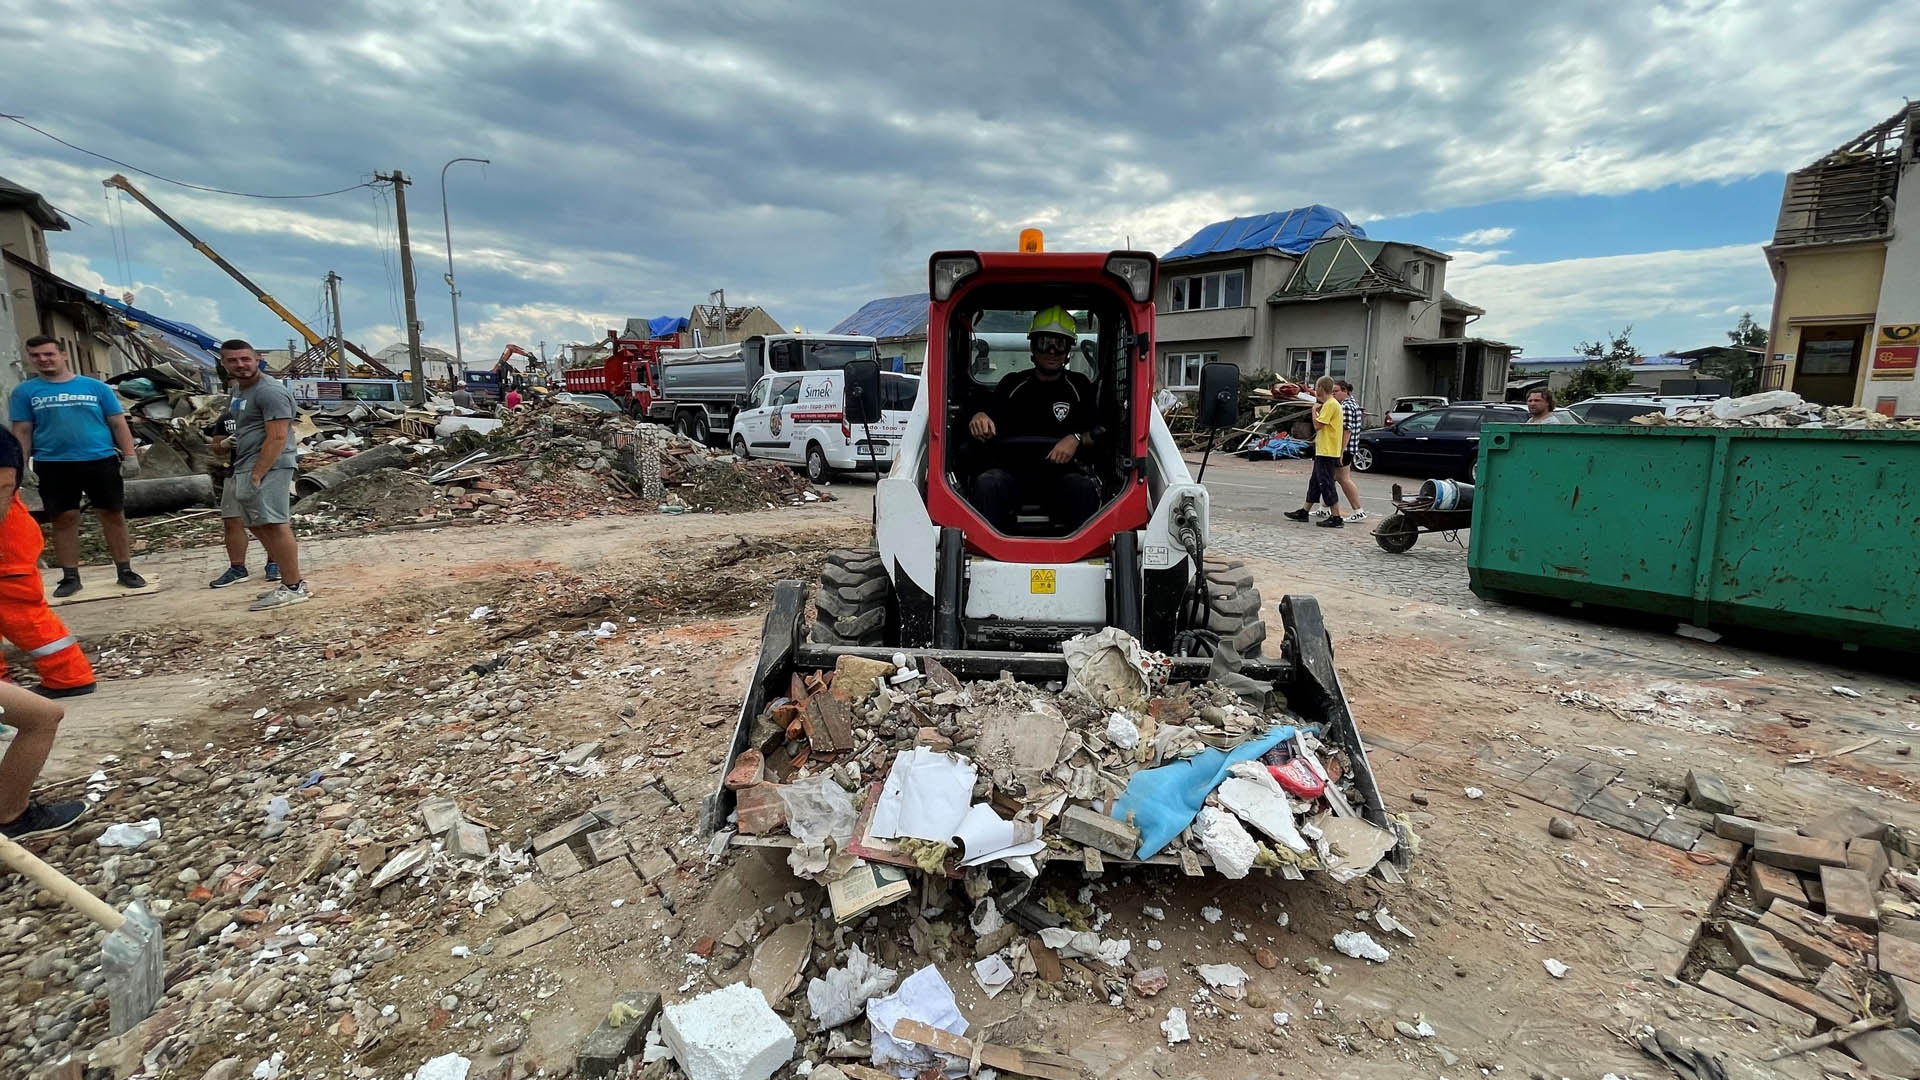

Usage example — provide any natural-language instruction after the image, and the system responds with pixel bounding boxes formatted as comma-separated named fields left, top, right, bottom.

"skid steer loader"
left=705, top=238, right=1402, bottom=875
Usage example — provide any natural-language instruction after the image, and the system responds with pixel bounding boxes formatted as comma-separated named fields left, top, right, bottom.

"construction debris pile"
left=1632, top=390, right=1920, bottom=430
left=1679, top=775, right=1920, bottom=1074
left=115, top=386, right=832, bottom=536
left=723, top=630, right=1401, bottom=896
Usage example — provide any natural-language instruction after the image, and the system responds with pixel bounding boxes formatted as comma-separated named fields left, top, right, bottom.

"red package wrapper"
left=1268, top=758, right=1325, bottom=799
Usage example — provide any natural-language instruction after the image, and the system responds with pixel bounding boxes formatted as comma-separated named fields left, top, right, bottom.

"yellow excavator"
left=103, top=174, right=396, bottom=379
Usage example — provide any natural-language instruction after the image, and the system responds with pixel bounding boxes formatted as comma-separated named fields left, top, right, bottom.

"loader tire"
left=1202, top=558, right=1267, bottom=661
left=810, top=548, right=891, bottom=647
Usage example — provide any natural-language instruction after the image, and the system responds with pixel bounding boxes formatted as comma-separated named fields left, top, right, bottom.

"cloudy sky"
left=2, top=0, right=1914, bottom=367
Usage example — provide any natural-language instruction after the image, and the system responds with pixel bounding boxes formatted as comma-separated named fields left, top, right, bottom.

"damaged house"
left=1155, top=207, right=1515, bottom=409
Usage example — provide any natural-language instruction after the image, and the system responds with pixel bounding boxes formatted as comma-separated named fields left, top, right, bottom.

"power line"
left=2, top=113, right=376, bottom=200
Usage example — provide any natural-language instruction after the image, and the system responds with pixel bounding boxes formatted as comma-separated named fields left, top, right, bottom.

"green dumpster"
left=1468, top=424, right=1920, bottom=651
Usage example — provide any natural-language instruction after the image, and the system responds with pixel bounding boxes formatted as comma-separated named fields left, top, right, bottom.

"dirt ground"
left=5, top=487, right=1917, bottom=1079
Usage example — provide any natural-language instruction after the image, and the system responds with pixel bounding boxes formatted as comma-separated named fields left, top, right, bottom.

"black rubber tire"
left=676, top=412, right=698, bottom=440
left=690, top=412, right=710, bottom=445
left=806, top=443, right=830, bottom=484
left=810, top=548, right=891, bottom=646
left=1351, top=445, right=1375, bottom=472
left=1201, top=558, right=1267, bottom=659
left=1374, top=513, right=1419, bottom=554
left=733, top=435, right=750, bottom=461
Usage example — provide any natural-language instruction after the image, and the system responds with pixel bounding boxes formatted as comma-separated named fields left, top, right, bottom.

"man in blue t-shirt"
left=8, top=337, right=145, bottom=596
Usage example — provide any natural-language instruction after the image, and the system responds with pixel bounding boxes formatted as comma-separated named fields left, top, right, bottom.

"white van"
left=732, top=370, right=920, bottom=482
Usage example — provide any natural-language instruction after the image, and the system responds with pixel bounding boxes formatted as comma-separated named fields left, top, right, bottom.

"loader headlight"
left=929, top=253, right=981, bottom=301
left=1104, top=253, right=1155, bottom=303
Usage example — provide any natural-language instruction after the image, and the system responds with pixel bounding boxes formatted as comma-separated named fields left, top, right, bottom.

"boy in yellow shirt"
left=1284, top=376, right=1346, bottom=528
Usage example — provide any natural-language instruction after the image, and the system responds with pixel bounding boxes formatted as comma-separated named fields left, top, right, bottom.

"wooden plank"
left=1733, top=966, right=1855, bottom=1028
left=1752, top=862, right=1809, bottom=909
left=889, top=1018, right=1089, bottom=1079
left=497, top=912, right=573, bottom=958
left=1881, top=932, right=1920, bottom=985
left=1819, top=866, right=1879, bottom=929
left=1698, top=971, right=1816, bottom=1036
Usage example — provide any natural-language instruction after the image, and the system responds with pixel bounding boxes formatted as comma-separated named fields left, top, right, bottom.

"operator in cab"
left=967, top=306, right=1099, bottom=533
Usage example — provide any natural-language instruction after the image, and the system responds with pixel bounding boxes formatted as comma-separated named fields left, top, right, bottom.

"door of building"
left=1792, top=325, right=1865, bottom=406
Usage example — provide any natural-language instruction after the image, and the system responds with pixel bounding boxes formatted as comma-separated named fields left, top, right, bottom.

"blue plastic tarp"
left=647, top=316, right=688, bottom=340
left=1111, top=726, right=1296, bottom=859
left=91, top=292, right=222, bottom=350
left=831, top=293, right=929, bottom=339
left=1164, top=206, right=1363, bottom=260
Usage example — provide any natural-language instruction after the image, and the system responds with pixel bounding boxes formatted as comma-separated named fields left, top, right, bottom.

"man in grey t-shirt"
left=211, top=340, right=311, bottom=610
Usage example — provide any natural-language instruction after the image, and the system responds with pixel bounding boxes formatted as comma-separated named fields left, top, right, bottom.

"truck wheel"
left=806, top=443, right=830, bottom=484
left=1202, top=558, right=1268, bottom=661
left=810, top=548, right=891, bottom=646
left=690, top=413, right=710, bottom=445
left=675, top=412, right=697, bottom=440
left=733, top=435, right=750, bottom=460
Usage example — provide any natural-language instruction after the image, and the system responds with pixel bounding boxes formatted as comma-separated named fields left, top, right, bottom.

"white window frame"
left=1286, top=346, right=1349, bottom=381
left=1168, top=270, right=1247, bottom=312
left=1162, top=351, right=1214, bottom=390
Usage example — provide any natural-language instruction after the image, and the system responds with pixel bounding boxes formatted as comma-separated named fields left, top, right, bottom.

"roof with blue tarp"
left=1165, top=206, right=1363, bottom=261
left=831, top=293, right=929, bottom=339
left=91, top=292, right=223, bottom=351
left=648, top=315, right=688, bottom=339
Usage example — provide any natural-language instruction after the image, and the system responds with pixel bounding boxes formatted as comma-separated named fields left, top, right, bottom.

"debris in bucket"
left=719, top=631, right=1402, bottom=896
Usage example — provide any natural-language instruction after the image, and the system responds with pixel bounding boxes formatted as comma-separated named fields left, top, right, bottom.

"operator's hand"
left=119, top=455, right=140, bottom=480
left=968, top=412, right=997, bottom=439
left=210, top=436, right=231, bottom=452
left=1046, top=434, right=1078, bottom=464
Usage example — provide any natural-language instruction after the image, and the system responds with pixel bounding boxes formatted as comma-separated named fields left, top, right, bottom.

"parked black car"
left=1352, top=404, right=1528, bottom=482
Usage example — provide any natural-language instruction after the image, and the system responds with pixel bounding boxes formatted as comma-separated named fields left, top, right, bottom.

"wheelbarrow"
left=1374, top=481, right=1473, bottom=553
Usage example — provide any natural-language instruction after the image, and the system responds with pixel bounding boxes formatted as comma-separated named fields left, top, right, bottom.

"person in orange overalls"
left=0, top=424, right=95, bottom=697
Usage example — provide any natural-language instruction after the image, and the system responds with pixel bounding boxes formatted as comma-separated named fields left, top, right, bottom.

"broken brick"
left=535, top=844, right=584, bottom=881
left=1057, top=805, right=1140, bottom=859
left=1754, top=832, right=1849, bottom=873
left=1684, top=770, right=1737, bottom=815
left=1725, top=924, right=1803, bottom=981
left=576, top=991, right=662, bottom=1079
left=1732, top=965, right=1853, bottom=1028
left=803, top=694, right=855, bottom=753
left=1751, top=862, right=1809, bottom=909
left=1820, top=866, right=1879, bottom=929
left=734, top=783, right=788, bottom=836
left=532, top=812, right=602, bottom=854
left=725, top=750, right=767, bottom=790
left=1131, top=966, right=1168, bottom=996
left=1848, top=837, right=1891, bottom=885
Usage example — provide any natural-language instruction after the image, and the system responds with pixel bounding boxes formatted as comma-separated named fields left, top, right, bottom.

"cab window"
left=961, top=308, right=1102, bottom=389
left=879, top=374, right=919, bottom=412
left=746, top=378, right=771, bottom=409
left=770, top=376, right=803, bottom=407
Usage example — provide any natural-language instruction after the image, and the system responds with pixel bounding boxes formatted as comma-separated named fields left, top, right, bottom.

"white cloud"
left=1450, top=243, right=1773, bottom=354
left=1451, top=228, right=1515, bottom=247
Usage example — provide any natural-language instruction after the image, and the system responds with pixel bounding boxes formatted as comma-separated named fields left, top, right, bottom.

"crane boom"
left=104, top=173, right=327, bottom=349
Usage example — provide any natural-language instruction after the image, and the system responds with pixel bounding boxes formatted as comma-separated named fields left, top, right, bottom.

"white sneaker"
left=1310, top=506, right=1330, bottom=518
left=1349, top=508, right=1370, bottom=522
left=249, top=581, right=312, bottom=611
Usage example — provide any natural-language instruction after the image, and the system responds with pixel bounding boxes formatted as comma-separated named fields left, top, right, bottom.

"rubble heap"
left=1632, top=390, right=1920, bottom=430
left=721, top=630, right=1402, bottom=896
left=1681, top=782, right=1920, bottom=1073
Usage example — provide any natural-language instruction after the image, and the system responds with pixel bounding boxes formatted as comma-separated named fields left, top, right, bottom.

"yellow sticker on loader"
left=1030, top=569, right=1056, bottom=594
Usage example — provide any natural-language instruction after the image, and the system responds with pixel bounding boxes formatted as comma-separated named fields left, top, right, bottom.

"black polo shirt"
left=986, top=368, right=1096, bottom=440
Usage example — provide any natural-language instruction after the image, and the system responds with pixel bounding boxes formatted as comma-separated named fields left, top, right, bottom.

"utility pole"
left=710, top=288, right=730, bottom=346
left=324, top=271, right=344, bottom=375
left=375, top=170, right=427, bottom=404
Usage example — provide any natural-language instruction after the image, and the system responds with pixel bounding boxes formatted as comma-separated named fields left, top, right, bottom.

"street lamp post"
left=440, top=156, right=490, bottom=379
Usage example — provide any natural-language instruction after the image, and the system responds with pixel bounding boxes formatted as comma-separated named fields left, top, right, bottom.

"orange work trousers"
left=0, top=491, right=92, bottom=691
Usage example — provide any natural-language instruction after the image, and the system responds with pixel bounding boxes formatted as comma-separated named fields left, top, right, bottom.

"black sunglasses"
left=1030, top=337, right=1073, bottom=355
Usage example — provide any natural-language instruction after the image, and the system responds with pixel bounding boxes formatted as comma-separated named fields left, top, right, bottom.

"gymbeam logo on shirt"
left=31, top=393, right=102, bottom=409
left=1052, top=402, right=1070, bottom=421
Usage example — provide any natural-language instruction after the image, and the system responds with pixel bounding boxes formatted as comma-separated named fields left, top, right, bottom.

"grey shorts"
left=222, top=466, right=294, bottom=526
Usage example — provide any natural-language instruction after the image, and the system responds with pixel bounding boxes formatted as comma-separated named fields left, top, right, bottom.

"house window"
left=1168, top=270, right=1246, bottom=312
left=1286, top=347, right=1349, bottom=380
left=1162, top=351, right=1214, bottom=390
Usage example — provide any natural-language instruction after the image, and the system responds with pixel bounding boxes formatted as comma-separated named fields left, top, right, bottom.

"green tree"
left=1697, top=312, right=1769, bottom=395
left=1564, top=325, right=1638, bottom=402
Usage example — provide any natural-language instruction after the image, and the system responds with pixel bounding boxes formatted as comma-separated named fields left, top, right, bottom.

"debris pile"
left=1683, top=787, right=1920, bottom=1072
left=1632, top=390, right=1920, bottom=430
left=720, top=629, right=1401, bottom=897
